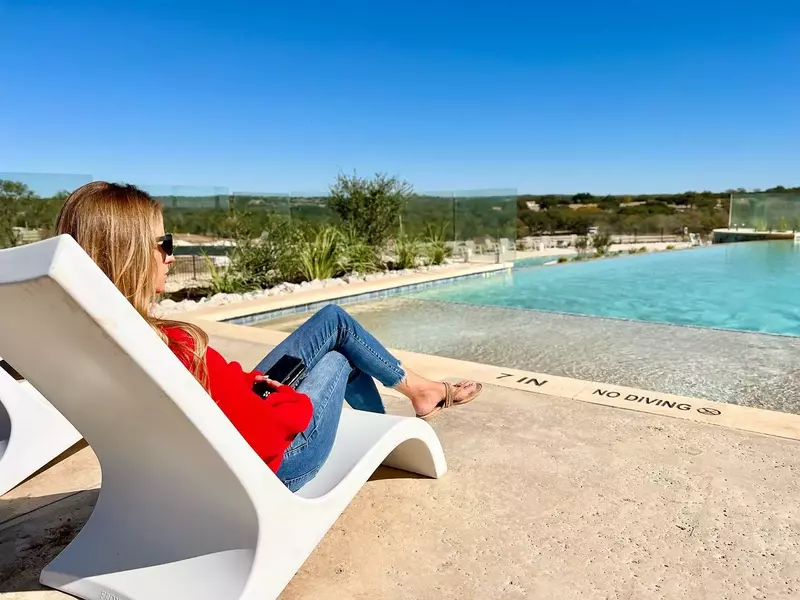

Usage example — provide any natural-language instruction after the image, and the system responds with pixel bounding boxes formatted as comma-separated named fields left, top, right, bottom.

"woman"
left=55, top=181, right=482, bottom=491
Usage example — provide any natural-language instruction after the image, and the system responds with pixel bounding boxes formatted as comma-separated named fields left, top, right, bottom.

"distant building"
left=12, top=227, right=42, bottom=243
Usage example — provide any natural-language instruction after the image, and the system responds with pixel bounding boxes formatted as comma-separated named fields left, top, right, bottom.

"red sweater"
left=164, top=327, right=313, bottom=473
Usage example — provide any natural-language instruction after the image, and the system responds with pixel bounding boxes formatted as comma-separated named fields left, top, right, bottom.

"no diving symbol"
left=697, top=407, right=721, bottom=416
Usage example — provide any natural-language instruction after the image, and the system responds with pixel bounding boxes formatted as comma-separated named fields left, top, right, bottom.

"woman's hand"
left=253, top=375, right=283, bottom=390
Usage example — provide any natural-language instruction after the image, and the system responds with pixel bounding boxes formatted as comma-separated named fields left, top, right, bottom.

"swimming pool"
left=257, top=242, right=800, bottom=413
left=512, top=254, right=574, bottom=269
left=417, top=242, right=800, bottom=336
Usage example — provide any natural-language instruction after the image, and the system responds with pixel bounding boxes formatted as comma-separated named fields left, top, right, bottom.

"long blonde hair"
left=55, top=181, right=210, bottom=389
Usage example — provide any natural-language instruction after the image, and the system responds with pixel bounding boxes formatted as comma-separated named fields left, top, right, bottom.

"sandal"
left=416, top=381, right=483, bottom=421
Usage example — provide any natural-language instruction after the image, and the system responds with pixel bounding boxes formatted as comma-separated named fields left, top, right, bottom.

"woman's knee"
left=299, top=351, right=351, bottom=398
left=316, top=349, right=350, bottom=374
left=316, top=303, right=346, bottom=323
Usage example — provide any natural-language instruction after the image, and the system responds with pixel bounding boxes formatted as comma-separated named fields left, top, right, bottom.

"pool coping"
left=188, top=317, right=800, bottom=444
left=186, top=262, right=513, bottom=323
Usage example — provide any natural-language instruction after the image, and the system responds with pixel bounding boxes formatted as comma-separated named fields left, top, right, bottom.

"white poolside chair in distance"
left=0, top=359, right=82, bottom=496
left=0, top=235, right=447, bottom=600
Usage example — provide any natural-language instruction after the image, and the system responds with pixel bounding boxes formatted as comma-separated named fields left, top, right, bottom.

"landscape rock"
left=157, top=259, right=485, bottom=316
left=206, top=294, right=229, bottom=307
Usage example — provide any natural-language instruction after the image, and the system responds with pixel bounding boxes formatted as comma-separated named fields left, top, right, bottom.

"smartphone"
left=252, top=355, right=307, bottom=398
left=0, top=359, right=23, bottom=381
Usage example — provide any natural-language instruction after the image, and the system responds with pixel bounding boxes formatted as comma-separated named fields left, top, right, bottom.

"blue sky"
left=1, top=0, right=798, bottom=195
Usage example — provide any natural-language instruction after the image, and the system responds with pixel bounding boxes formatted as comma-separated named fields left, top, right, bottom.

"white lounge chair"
left=0, top=235, right=447, bottom=600
left=465, top=240, right=480, bottom=255
left=0, top=359, right=82, bottom=496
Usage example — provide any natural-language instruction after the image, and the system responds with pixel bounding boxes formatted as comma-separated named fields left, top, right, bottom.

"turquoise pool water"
left=258, top=242, right=800, bottom=412
left=414, top=242, right=800, bottom=336
left=512, top=254, right=574, bottom=268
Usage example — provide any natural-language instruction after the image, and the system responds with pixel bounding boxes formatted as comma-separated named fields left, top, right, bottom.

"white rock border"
left=152, top=262, right=459, bottom=318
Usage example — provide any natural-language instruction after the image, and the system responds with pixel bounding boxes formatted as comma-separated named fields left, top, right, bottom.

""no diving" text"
left=593, top=389, right=692, bottom=411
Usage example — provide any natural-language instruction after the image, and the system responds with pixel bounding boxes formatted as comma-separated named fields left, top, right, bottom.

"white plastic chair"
left=0, top=235, right=447, bottom=600
left=0, top=359, right=82, bottom=497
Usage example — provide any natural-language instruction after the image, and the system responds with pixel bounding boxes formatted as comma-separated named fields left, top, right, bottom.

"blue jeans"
left=255, top=304, right=406, bottom=491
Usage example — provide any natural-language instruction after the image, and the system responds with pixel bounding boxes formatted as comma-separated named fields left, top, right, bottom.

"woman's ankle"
left=394, top=370, right=424, bottom=397
left=393, top=372, right=445, bottom=414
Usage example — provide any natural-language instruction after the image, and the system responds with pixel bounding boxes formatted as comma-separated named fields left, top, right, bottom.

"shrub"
left=591, top=231, right=613, bottom=255
left=423, top=222, right=451, bottom=266
left=328, top=172, right=413, bottom=247
left=338, top=225, right=382, bottom=274
left=575, top=235, right=590, bottom=257
left=207, top=215, right=303, bottom=293
left=297, top=227, right=342, bottom=281
left=394, top=235, right=421, bottom=270
left=666, top=244, right=676, bottom=250
left=206, top=253, right=245, bottom=294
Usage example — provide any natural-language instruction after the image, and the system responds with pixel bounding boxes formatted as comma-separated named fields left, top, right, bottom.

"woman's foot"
left=395, top=372, right=482, bottom=419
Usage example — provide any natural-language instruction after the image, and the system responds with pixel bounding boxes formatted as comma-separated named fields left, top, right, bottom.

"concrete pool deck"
left=2, top=325, right=800, bottom=599
left=3, top=254, right=800, bottom=598
left=515, top=240, right=693, bottom=260
left=713, top=228, right=800, bottom=244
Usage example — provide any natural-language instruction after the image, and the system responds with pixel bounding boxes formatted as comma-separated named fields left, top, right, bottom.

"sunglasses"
left=157, top=233, right=174, bottom=256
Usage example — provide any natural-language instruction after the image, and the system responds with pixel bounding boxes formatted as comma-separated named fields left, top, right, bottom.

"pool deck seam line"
left=189, top=317, right=800, bottom=444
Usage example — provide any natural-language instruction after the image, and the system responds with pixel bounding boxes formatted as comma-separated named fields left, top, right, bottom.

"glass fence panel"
left=0, top=171, right=93, bottom=247
left=730, top=193, right=800, bottom=232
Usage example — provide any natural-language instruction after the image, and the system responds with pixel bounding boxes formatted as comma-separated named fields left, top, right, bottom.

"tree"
left=23, top=190, right=68, bottom=235
left=575, top=235, right=590, bottom=257
left=328, top=172, right=413, bottom=247
left=0, top=180, right=37, bottom=248
left=520, top=211, right=552, bottom=235
left=591, top=231, right=613, bottom=255
left=572, top=192, right=594, bottom=204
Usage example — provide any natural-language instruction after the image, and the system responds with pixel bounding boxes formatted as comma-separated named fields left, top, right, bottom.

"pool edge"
left=188, top=262, right=513, bottom=324
left=187, top=317, right=800, bottom=444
